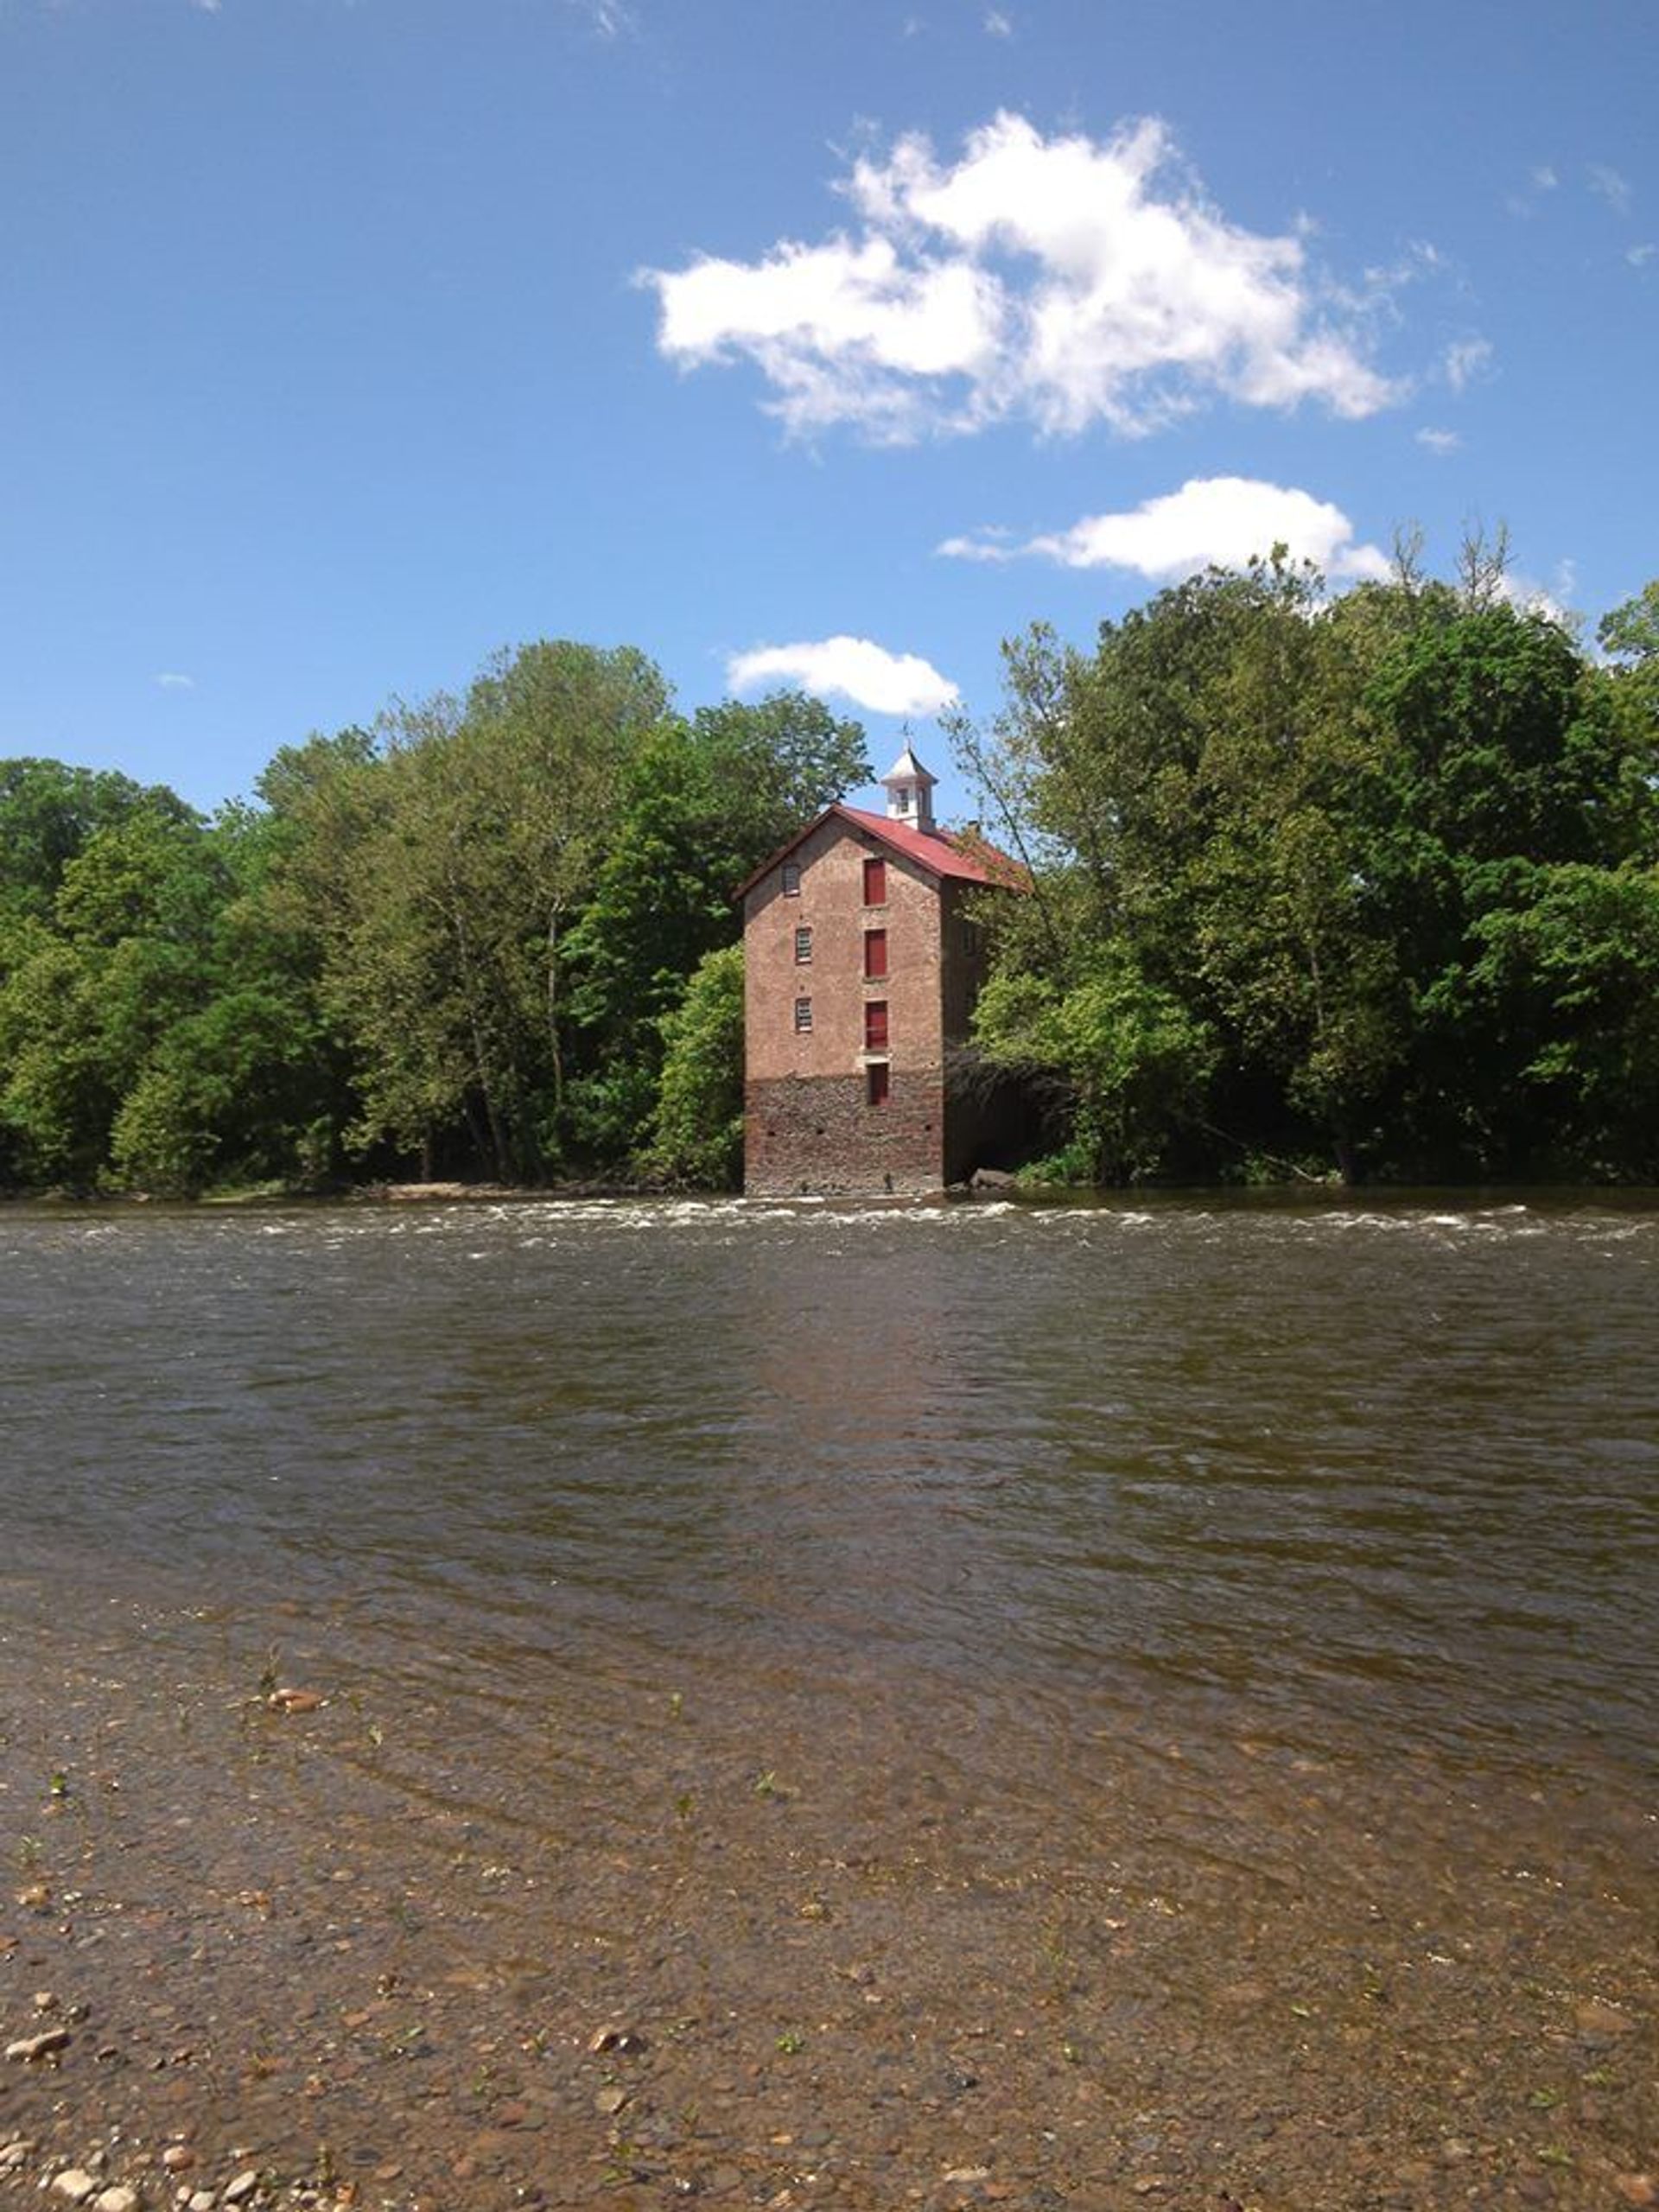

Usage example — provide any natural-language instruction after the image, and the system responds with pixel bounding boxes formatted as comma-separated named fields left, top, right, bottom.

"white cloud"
left=1415, top=426, right=1460, bottom=454
left=1589, top=163, right=1633, bottom=217
left=984, top=9, right=1013, bottom=34
left=645, top=112, right=1401, bottom=442
left=156, top=671, right=195, bottom=690
left=563, top=0, right=635, bottom=36
left=1442, top=336, right=1493, bottom=393
left=728, top=635, right=958, bottom=715
left=190, top=0, right=221, bottom=12
left=939, top=475, right=1390, bottom=584
left=1499, top=571, right=1570, bottom=626
left=1628, top=242, right=1656, bottom=268
left=1532, top=165, right=1559, bottom=192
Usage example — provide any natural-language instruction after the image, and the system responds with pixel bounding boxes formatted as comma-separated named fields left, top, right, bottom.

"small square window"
left=794, top=925, right=812, bottom=963
left=864, top=927, right=887, bottom=979
left=866, top=1061, right=891, bottom=1107
left=864, top=1000, right=888, bottom=1051
left=794, top=996, right=813, bottom=1033
left=782, top=861, right=802, bottom=897
left=862, top=855, right=887, bottom=906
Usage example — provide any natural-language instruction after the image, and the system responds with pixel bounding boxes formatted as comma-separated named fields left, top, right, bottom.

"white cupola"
left=880, top=740, right=938, bottom=831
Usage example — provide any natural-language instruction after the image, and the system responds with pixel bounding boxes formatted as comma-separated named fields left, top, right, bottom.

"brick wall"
left=742, top=812, right=1018, bottom=1194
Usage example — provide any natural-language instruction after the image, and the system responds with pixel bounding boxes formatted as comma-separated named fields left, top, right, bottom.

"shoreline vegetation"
left=3, top=562, right=1658, bottom=1201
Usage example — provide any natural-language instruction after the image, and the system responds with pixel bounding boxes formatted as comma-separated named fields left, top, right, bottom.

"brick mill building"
left=737, top=744, right=1022, bottom=1197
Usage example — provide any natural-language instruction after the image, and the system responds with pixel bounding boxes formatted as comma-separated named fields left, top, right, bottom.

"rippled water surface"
left=3, top=1194, right=1654, bottom=1783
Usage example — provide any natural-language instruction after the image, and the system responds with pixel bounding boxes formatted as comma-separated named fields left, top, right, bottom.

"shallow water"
left=3, top=1193, right=1655, bottom=1778
left=2, top=1194, right=1656, bottom=2208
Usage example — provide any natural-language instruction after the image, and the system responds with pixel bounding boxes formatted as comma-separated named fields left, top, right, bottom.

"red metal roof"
left=734, top=803, right=1027, bottom=900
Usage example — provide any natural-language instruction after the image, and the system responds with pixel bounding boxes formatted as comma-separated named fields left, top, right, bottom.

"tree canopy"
left=0, top=642, right=865, bottom=1193
left=958, top=558, right=1659, bottom=1184
left=3, top=569, right=1656, bottom=1197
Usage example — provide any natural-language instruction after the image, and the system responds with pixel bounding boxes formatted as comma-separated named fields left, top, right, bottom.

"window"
left=863, top=927, right=887, bottom=979
left=862, top=855, right=887, bottom=906
left=782, top=861, right=802, bottom=897
left=793, top=997, right=813, bottom=1033
left=864, top=1000, right=888, bottom=1051
left=866, top=1061, right=891, bottom=1107
left=794, top=925, right=813, bottom=963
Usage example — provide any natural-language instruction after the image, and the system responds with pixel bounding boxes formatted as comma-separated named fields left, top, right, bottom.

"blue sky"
left=1, top=0, right=1654, bottom=819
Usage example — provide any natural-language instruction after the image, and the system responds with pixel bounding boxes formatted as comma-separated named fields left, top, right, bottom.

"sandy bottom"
left=0, top=1585, right=1653, bottom=2212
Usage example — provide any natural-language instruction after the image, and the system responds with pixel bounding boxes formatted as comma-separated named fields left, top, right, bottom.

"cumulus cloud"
left=644, top=112, right=1401, bottom=442
left=984, top=9, right=1013, bottom=35
left=1499, top=572, right=1571, bottom=626
left=727, top=636, right=958, bottom=715
left=1415, top=426, right=1460, bottom=454
left=156, top=671, right=196, bottom=690
left=938, top=475, right=1389, bottom=584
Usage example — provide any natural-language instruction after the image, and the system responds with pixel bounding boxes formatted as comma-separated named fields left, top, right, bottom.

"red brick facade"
left=741, top=804, right=1007, bottom=1196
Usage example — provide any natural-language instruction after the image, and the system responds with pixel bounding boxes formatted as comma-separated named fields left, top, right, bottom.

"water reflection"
left=1, top=1196, right=1655, bottom=1778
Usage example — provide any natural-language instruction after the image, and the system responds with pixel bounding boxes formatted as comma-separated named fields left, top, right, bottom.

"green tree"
left=973, top=944, right=1216, bottom=1184
left=0, top=758, right=193, bottom=927
left=960, top=559, right=1414, bottom=1179
left=1360, top=601, right=1657, bottom=1173
left=0, top=800, right=226, bottom=1185
left=316, top=644, right=669, bottom=1179
left=641, top=942, right=747, bottom=1186
left=958, top=560, right=1659, bottom=1185
left=562, top=694, right=868, bottom=1157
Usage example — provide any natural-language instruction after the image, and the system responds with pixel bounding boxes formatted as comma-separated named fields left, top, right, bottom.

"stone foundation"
left=745, top=1071, right=946, bottom=1196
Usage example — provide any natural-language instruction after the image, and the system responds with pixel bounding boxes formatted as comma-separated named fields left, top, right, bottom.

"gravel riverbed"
left=1, top=1587, right=1655, bottom=2212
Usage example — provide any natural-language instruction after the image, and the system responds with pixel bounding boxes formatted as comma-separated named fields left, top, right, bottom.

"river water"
left=3, top=1194, right=1655, bottom=1776
left=1, top=1194, right=1655, bottom=2208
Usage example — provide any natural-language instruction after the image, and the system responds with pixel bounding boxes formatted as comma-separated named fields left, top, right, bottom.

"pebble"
left=268, top=1688, right=325, bottom=1714
left=162, top=2149, right=196, bottom=2174
left=222, top=2173, right=260, bottom=2206
left=52, top=2175, right=99, bottom=2206
left=594, top=2087, right=628, bottom=2116
left=188, top=2194, right=216, bottom=2212
left=95, top=2190, right=140, bottom=2212
left=5, top=2027, right=71, bottom=2062
left=1615, top=2178, right=1658, bottom=2209
left=1, top=2141, right=36, bottom=2169
left=1574, top=1999, right=1637, bottom=2037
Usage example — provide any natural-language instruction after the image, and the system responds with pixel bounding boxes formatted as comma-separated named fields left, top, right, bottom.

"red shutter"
left=867, top=1062, right=891, bottom=1107
left=864, top=928, right=887, bottom=978
left=864, top=1001, right=888, bottom=1050
left=863, top=855, right=887, bottom=906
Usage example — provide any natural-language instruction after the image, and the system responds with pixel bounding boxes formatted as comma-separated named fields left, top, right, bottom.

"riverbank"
left=1, top=1573, right=1654, bottom=2212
